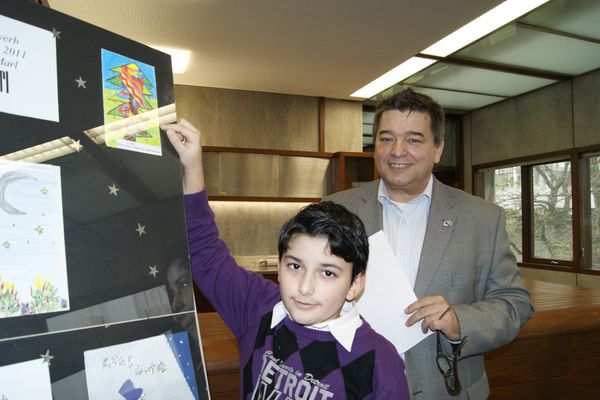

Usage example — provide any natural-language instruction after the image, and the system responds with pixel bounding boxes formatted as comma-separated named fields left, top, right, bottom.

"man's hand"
left=405, top=296, right=461, bottom=340
left=161, top=119, right=205, bottom=194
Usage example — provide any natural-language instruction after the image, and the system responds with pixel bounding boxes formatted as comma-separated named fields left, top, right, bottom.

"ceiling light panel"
left=351, top=57, right=435, bottom=99
left=456, top=23, right=600, bottom=76
left=519, top=0, right=600, bottom=40
left=413, top=87, right=506, bottom=111
left=408, top=63, right=557, bottom=97
left=421, top=0, right=550, bottom=57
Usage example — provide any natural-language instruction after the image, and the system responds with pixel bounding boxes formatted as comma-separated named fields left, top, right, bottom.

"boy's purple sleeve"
left=183, top=190, right=280, bottom=339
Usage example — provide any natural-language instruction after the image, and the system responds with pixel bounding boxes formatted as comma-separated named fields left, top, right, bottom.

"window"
left=482, top=166, right=523, bottom=262
left=477, top=157, right=581, bottom=271
left=362, top=109, right=374, bottom=151
left=582, top=153, right=600, bottom=271
left=531, top=161, right=573, bottom=262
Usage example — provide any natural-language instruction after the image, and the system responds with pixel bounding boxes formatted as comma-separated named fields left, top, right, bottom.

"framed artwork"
left=0, top=1, right=209, bottom=398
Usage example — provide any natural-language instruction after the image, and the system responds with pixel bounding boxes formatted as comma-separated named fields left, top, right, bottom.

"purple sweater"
left=185, top=191, right=409, bottom=399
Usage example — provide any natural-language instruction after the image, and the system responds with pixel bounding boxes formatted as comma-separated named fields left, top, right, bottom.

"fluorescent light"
left=350, top=57, right=435, bottom=99
left=422, top=0, right=550, bottom=57
left=150, top=46, right=191, bottom=74
left=0, top=104, right=177, bottom=164
left=350, top=0, right=550, bottom=99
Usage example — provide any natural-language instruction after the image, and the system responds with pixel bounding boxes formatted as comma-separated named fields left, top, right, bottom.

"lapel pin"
left=442, top=219, right=453, bottom=227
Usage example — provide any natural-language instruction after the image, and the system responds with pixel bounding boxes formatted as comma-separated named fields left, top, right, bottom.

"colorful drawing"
left=101, top=49, right=161, bottom=156
left=0, top=358, right=53, bottom=400
left=84, top=332, right=198, bottom=400
left=0, top=160, right=69, bottom=318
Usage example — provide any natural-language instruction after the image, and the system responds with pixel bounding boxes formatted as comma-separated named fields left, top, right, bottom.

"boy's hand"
left=161, top=119, right=205, bottom=194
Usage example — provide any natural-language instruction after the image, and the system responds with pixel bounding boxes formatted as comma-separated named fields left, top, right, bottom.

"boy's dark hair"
left=277, top=201, right=369, bottom=281
left=373, top=87, right=445, bottom=145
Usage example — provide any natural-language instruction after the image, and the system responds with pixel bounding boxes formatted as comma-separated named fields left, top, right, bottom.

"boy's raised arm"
left=162, top=119, right=205, bottom=194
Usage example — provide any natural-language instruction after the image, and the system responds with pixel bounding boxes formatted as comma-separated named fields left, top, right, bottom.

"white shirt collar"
left=270, top=301, right=362, bottom=352
left=377, top=174, right=433, bottom=206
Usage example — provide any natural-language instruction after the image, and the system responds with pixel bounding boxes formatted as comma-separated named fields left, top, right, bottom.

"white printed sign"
left=0, top=15, right=59, bottom=122
left=0, top=358, right=53, bottom=400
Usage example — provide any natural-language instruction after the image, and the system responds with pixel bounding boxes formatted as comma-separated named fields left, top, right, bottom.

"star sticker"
left=40, top=349, right=54, bottom=365
left=108, top=183, right=120, bottom=196
left=35, top=225, right=44, bottom=234
left=71, top=139, right=83, bottom=152
left=52, top=27, right=61, bottom=39
left=75, top=76, right=87, bottom=88
left=135, top=223, right=146, bottom=236
left=148, top=265, right=159, bottom=278
left=40, top=188, right=49, bottom=195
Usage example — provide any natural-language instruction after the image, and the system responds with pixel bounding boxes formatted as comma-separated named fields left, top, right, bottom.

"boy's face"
left=278, top=234, right=365, bottom=326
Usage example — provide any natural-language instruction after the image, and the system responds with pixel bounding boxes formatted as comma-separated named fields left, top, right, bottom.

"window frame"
left=580, top=151, right=600, bottom=272
left=473, top=147, right=600, bottom=275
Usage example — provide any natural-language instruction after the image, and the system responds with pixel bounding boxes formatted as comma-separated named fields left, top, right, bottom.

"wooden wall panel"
left=323, top=98, right=363, bottom=152
left=174, top=85, right=319, bottom=150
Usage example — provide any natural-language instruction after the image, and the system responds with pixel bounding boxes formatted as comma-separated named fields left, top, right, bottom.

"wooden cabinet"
left=332, top=151, right=461, bottom=192
left=332, top=151, right=378, bottom=192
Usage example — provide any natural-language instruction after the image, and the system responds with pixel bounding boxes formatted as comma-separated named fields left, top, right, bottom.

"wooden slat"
left=486, top=279, right=600, bottom=399
left=198, top=313, right=239, bottom=374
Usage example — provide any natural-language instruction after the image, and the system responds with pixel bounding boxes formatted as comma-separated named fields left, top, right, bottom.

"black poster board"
left=0, top=1, right=209, bottom=398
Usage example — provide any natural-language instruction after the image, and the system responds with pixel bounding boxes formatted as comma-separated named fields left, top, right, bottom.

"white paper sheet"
left=0, top=358, right=53, bottom=400
left=357, top=230, right=432, bottom=355
left=0, top=15, right=59, bottom=122
left=0, top=160, right=69, bottom=318
left=84, top=333, right=197, bottom=400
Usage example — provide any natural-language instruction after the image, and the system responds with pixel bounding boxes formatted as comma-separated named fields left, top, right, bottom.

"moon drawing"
left=0, top=170, right=36, bottom=215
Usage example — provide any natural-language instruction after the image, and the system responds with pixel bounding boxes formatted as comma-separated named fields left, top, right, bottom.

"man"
left=324, top=88, right=533, bottom=399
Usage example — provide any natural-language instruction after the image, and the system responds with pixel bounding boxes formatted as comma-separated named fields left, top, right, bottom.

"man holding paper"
left=324, top=88, right=533, bottom=399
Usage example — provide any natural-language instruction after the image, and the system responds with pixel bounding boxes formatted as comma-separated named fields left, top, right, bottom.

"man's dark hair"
left=372, top=87, right=445, bottom=145
left=277, top=201, right=369, bottom=281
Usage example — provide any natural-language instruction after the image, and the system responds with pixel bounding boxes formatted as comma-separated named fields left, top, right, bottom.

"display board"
left=0, top=1, right=210, bottom=399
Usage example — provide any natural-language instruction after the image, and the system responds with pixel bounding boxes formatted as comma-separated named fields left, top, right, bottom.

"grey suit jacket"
left=324, top=178, right=534, bottom=400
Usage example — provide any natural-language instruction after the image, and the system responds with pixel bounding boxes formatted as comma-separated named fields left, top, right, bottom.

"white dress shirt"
left=270, top=300, right=362, bottom=352
left=377, top=176, right=433, bottom=288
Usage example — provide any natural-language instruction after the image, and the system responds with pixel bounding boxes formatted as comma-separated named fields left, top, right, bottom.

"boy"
left=163, top=120, right=409, bottom=399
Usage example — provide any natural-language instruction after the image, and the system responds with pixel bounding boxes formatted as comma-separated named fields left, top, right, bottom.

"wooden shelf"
left=204, top=146, right=333, bottom=158
left=208, top=196, right=320, bottom=203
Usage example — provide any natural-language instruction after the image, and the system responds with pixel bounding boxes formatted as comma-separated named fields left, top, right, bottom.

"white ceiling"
left=47, top=0, right=503, bottom=100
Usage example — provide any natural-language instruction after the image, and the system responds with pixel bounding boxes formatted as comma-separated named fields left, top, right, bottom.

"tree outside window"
left=532, top=161, right=572, bottom=261
left=483, top=166, right=522, bottom=262
left=478, top=153, right=600, bottom=272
